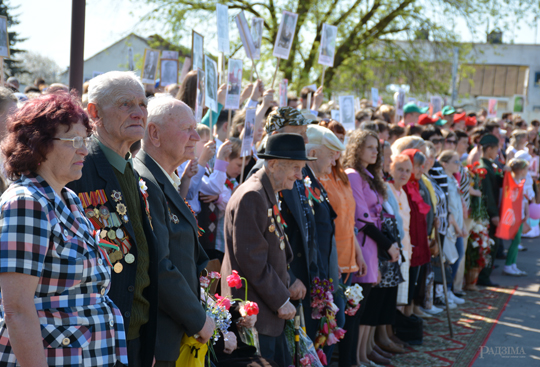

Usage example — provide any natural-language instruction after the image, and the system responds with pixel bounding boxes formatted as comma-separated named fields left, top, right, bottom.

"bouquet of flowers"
left=284, top=320, right=324, bottom=367
left=199, top=272, right=233, bottom=345
left=310, top=278, right=346, bottom=365
left=465, top=220, right=493, bottom=271
left=343, top=284, right=364, bottom=316
left=466, top=162, right=489, bottom=221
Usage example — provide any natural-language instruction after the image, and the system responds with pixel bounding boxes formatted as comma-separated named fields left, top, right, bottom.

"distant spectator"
left=388, top=124, right=405, bottom=145
left=176, top=70, right=197, bottom=110
left=45, top=83, right=69, bottom=94
left=165, top=83, right=180, bottom=97
left=33, top=77, right=46, bottom=91
left=6, top=76, right=19, bottom=91
left=355, top=108, right=372, bottom=129
left=24, top=85, right=41, bottom=94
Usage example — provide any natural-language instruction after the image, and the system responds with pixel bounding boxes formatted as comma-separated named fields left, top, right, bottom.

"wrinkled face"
left=310, top=145, right=335, bottom=175
left=227, top=157, right=244, bottom=178
left=39, top=120, right=89, bottom=186
left=96, top=86, right=148, bottom=147
left=390, top=159, right=412, bottom=187
left=157, top=103, right=200, bottom=164
left=268, top=159, right=304, bottom=191
left=360, top=135, right=378, bottom=167
left=444, top=136, right=457, bottom=150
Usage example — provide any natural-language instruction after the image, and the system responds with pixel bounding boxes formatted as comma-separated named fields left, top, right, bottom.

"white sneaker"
left=421, top=305, right=443, bottom=315
left=511, top=264, right=527, bottom=276
left=503, top=265, right=521, bottom=276
left=436, top=296, right=457, bottom=309
left=448, top=290, right=465, bottom=305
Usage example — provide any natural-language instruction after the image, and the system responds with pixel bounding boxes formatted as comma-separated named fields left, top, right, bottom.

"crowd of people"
left=0, top=72, right=535, bottom=367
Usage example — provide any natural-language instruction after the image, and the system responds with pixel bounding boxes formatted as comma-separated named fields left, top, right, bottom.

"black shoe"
left=454, top=290, right=466, bottom=297
left=477, top=279, right=500, bottom=287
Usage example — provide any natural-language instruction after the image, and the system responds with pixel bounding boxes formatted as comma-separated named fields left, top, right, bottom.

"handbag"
left=176, top=334, right=208, bottom=367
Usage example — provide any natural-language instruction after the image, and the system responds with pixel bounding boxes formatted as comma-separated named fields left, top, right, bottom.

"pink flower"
left=209, top=271, right=221, bottom=279
left=214, top=294, right=231, bottom=310
left=242, top=301, right=259, bottom=316
left=199, top=276, right=210, bottom=288
left=300, top=356, right=311, bottom=366
left=333, top=328, right=346, bottom=340
left=227, top=270, right=243, bottom=289
left=317, top=348, right=327, bottom=365
left=327, top=332, right=338, bottom=345
left=322, top=322, right=329, bottom=335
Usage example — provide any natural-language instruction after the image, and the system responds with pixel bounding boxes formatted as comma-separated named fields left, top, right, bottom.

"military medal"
left=268, top=209, right=272, bottom=217
left=280, top=241, right=285, bottom=250
left=116, top=228, right=124, bottom=240
left=100, top=230, right=107, bottom=239
left=107, top=229, right=116, bottom=240
left=116, top=203, right=127, bottom=215
left=110, top=250, right=122, bottom=263
left=85, top=209, right=95, bottom=218
left=269, top=224, right=275, bottom=232
left=114, top=262, right=123, bottom=273
left=99, top=206, right=110, bottom=220
left=125, top=253, right=135, bottom=264
left=111, top=190, right=122, bottom=202
left=93, top=208, right=100, bottom=218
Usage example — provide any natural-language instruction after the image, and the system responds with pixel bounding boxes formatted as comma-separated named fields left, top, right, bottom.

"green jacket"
left=478, top=157, right=503, bottom=219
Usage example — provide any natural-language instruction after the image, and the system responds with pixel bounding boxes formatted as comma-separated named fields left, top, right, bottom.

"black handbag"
left=394, top=310, right=423, bottom=345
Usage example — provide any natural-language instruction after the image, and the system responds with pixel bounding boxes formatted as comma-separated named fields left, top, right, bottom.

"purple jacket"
left=346, top=168, right=383, bottom=283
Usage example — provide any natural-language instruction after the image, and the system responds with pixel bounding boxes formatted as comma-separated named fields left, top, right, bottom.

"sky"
left=10, top=0, right=540, bottom=71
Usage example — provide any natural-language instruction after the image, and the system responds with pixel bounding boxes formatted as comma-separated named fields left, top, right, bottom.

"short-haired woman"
left=0, top=93, right=127, bottom=367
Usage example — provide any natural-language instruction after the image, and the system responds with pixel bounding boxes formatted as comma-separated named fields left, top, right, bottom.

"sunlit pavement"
left=473, top=236, right=540, bottom=366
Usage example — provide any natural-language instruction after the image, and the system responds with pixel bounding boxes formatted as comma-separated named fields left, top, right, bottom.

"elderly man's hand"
left=217, top=83, right=227, bottom=105
left=277, top=301, right=296, bottom=320
left=312, top=86, right=324, bottom=111
left=288, top=279, right=307, bottom=300
left=198, top=140, right=216, bottom=167
left=217, top=140, right=233, bottom=161
left=237, top=314, right=257, bottom=328
left=195, top=315, right=215, bottom=344
left=240, top=84, right=254, bottom=105
left=223, top=332, right=237, bottom=354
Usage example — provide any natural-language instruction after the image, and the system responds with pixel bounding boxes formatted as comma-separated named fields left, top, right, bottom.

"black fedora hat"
left=258, top=133, right=316, bottom=161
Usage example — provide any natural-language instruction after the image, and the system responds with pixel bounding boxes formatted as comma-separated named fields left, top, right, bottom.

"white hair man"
left=67, top=71, right=159, bottom=367
left=133, top=95, right=218, bottom=366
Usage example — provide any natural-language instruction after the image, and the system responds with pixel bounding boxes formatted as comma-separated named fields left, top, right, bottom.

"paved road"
left=473, top=236, right=540, bottom=366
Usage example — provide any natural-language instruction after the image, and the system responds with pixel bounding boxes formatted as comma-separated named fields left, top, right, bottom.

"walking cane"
left=436, top=231, right=454, bottom=338
left=294, top=315, right=301, bottom=367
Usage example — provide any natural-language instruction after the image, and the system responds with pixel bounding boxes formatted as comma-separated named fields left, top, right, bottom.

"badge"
left=110, top=250, right=122, bottom=263
left=277, top=216, right=281, bottom=223
left=116, top=203, right=127, bottom=216
left=85, top=209, right=95, bottom=218
left=269, top=224, right=275, bottom=233
left=125, top=253, right=135, bottom=264
left=99, top=206, right=110, bottom=220
left=114, top=262, right=123, bottom=273
left=170, top=214, right=179, bottom=224
left=100, top=230, right=107, bottom=239
left=122, top=215, right=129, bottom=223
left=93, top=208, right=100, bottom=218
left=116, top=228, right=124, bottom=240
left=108, top=229, right=116, bottom=240
left=111, top=190, right=122, bottom=202
left=280, top=241, right=285, bottom=250
left=268, top=209, right=272, bottom=217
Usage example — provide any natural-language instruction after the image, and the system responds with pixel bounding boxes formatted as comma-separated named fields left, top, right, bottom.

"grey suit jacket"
left=134, top=149, right=209, bottom=362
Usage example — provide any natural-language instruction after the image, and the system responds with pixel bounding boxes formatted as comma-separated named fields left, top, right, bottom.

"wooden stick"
left=251, top=59, right=260, bottom=80
left=209, top=109, right=213, bottom=140
left=226, top=109, right=232, bottom=138
left=436, top=232, right=454, bottom=338
left=0, top=57, right=4, bottom=85
left=321, top=67, right=326, bottom=89
left=271, top=58, right=281, bottom=89
left=239, top=155, right=247, bottom=184
left=250, top=64, right=254, bottom=83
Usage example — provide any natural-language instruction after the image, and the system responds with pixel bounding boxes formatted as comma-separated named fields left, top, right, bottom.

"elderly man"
left=67, top=71, right=158, bottom=367
left=133, top=95, right=214, bottom=367
left=221, top=133, right=314, bottom=367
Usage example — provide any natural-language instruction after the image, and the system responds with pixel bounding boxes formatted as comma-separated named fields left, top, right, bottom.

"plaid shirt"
left=0, top=174, right=127, bottom=367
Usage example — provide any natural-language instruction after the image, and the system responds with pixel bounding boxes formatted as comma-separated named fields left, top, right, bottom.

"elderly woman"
left=0, top=93, right=128, bottom=367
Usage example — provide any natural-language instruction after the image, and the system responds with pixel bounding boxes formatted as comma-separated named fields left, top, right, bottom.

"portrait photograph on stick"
left=235, top=11, right=256, bottom=60
left=191, top=30, right=204, bottom=71
left=273, top=11, right=298, bottom=59
left=279, top=79, right=288, bottom=107
left=339, top=95, right=355, bottom=130
left=161, top=50, right=178, bottom=60
left=141, top=48, right=160, bottom=85
left=319, top=23, right=337, bottom=67
left=205, top=55, right=218, bottom=113
left=251, top=17, right=264, bottom=60
left=241, top=108, right=256, bottom=158
left=216, top=3, right=230, bottom=55
left=225, top=58, right=243, bottom=110
left=0, top=16, right=9, bottom=58
left=195, top=69, right=205, bottom=122
left=160, top=58, right=178, bottom=87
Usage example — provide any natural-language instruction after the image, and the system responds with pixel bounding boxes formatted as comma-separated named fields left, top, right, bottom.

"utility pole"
left=69, top=0, right=86, bottom=96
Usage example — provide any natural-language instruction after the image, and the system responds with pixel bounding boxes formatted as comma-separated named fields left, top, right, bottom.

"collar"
left=150, top=155, right=181, bottom=189
left=97, top=137, right=133, bottom=174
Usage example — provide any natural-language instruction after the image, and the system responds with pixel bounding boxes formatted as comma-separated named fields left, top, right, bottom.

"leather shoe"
left=367, top=350, right=391, bottom=365
left=477, top=279, right=500, bottom=287
left=377, top=342, right=405, bottom=354
left=374, top=344, right=393, bottom=358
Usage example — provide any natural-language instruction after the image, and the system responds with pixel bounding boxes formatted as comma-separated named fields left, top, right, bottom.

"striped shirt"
left=459, top=165, right=471, bottom=210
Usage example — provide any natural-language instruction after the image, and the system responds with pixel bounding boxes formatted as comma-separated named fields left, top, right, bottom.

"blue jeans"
left=448, top=237, right=464, bottom=290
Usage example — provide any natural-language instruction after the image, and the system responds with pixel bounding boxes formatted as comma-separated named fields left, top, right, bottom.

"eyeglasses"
left=446, top=140, right=457, bottom=145
left=53, top=136, right=93, bottom=149
left=431, top=138, right=444, bottom=144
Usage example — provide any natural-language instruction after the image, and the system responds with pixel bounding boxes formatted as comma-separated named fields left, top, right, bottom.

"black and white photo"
left=279, top=79, right=288, bottom=107
left=241, top=108, right=256, bottom=157
left=235, top=11, right=256, bottom=59
left=431, top=95, right=443, bottom=114
left=319, top=23, right=337, bottom=67
left=161, top=50, right=178, bottom=60
left=195, top=69, right=205, bottom=123
left=160, top=59, right=178, bottom=86
left=205, top=55, right=218, bottom=112
left=192, top=31, right=204, bottom=71
left=251, top=17, right=264, bottom=60
left=0, top=16, right=9, bottom=58
left=339, top=95, right=355, bottom=130
left=141, top=49, right=160, bottom=85
left=216, top=4, right=230, bottom=54
left=273, top=11, right=298, bottom=59
left=225, top=59, right=243, bottom=110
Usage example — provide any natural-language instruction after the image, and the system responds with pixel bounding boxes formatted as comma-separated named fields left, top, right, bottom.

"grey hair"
left=88, top=71, right=144, bottom=105
left=147, top=94, right=184, bottom=125
left=391, top=136, right=426, bottom=159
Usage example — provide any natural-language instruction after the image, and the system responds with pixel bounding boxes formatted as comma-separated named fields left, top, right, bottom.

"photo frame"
left=235, top=11, right=256, bottom=60
left=225, top=59, right=243, bottom=110
left=273, top=11, right=298, bottom=59
left=371, top=87, right=379, bottom=108
left=216, top=4, right=230, bottom=54
left=339, top=95, right=355, bottom=131
left=279, top=79, right=288, bottom=107
left=141, top=49, right=161, bottom=85
left=513, top=95, right=524, bottom=113
left=430, top=96, right=443, bottom=115
left=241, top=108, right=256, bottom=157
left=160, top=59, right=179, bottom=87
left=0, top=16, right=10, bottom=59
left=192, top=31, right=204, bottom=71
left=331, top=109, right=340, bottom=122
left=318, top=23, right=337, bottom=67
left=205, top=55, right=218, bottom=113
left=251, top=17, right=264, bottom=60
left=161, top=50, right=179, bottom=60
left=195, top=69, right=205, bottom=123
left=488, top=99, right=498, bottom=118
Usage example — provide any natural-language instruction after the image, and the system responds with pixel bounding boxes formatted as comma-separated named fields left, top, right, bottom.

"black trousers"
left=259, top=332, right=291, bottom=367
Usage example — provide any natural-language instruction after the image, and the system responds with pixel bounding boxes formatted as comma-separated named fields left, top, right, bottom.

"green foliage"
left=0, top=0, right=26, bottom=77
left=130, top=0, right=536, bottom=94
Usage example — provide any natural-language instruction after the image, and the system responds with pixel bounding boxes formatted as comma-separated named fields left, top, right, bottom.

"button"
left=62, top=337, right=70, bottom=346
left=124, top=311, right=131, bottom=318
left=109, top=319, right=114, bottom=327
left=98, top=259, right=103, bottom=266
left=63, top=229, right=69, bottom=237
left=128, top=286, right=134, bottom=292
left=100, top=288, right=106, bottom=296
